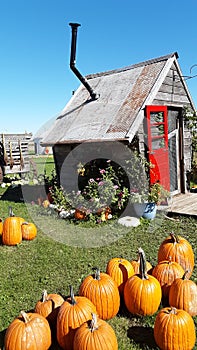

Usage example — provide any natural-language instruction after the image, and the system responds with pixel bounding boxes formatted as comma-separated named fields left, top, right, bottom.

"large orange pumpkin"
left=152, top=258, right=185, bottom=299
left=106, top=257, right=134, bottom=294
left=79, top=268, right=120, bottom=320
left=56, top=286, right=97, bottom=350
left=35, top=289, right=64, bottom=327
left=158, top=232, right=194, bottom=277
left=124, top=248, right=162, bottom=316
left=154, top=307, right=196, bottom=350
left=73, top=313, right=118, bottom=350
left=4, top=310, right=51, bottom=350
left=169, top=271, right=197, bottom=316
left=21, top=222, right=37, bottom=240
left=2, top=207, right=24, bottom=246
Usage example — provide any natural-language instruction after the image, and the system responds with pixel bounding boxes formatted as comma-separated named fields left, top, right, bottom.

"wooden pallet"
left=0, top=133, right=32, bottom=175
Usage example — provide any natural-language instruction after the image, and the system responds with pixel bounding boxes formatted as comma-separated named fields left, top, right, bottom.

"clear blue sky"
left=1, top=0, right=197, bottom=136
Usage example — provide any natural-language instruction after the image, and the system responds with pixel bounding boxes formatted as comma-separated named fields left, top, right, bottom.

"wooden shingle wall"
left=153, top=63, right=191, bottom=106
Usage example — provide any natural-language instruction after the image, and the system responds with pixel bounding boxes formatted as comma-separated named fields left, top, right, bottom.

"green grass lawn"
left=0, top=155, right=196, bottom=349
left=0, top=195, right=196, bottom=349
left=29, top=154, right=55, bottom=176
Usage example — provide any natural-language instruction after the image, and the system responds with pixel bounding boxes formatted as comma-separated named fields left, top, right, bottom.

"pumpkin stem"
left=170, top=232, right=179, bottom=244
left=21, top=311, right=30, bottom=323
left=9, top=206, right=14, bottom=217
left=138, top=247, right=148, bottom=280
left=169, top=307, right=177, bottom=315
left=182, top=270, right=189, bottom=280
left=41, top=289, right=48, bottom=302
left=93, top=267, right=100, bottom=280
left=90, top=313, right=99, bottom=332
left=69, top=285, right=76, bottom=305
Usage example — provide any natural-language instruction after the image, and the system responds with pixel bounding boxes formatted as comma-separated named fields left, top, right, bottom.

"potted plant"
left=129, top=189, right=149, bottom=217
left=141, top=182, right=170, bottom=220
left=148, top=182, right=170, bottom=205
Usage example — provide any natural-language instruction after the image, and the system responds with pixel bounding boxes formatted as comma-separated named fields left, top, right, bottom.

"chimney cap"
left=69, top=22, right=81, bottom=28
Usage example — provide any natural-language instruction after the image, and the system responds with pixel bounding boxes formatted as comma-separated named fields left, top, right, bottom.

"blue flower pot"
left=142, top=202, right=157, bottom=220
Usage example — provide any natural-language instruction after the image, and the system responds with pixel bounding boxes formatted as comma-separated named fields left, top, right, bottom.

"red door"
left=146, top=105, right=170, bottom=191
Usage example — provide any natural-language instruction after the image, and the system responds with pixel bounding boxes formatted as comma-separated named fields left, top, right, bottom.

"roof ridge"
left=86, top=52, right=178, bottom=79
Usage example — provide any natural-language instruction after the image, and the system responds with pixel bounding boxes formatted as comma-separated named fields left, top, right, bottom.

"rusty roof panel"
left=42, top=53, right=177, bottom=145
left=43, top=66, right=145, bottom=144
left=107, top=60, right=166, bottom=134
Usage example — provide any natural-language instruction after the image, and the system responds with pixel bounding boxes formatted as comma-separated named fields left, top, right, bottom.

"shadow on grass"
left=0, top=329, right=6, bottom=349
left=127, top=326, right=157, bottom=349
left=118, top=300, right=158, bottom=349
left=0, top=185, right=48, bottom=203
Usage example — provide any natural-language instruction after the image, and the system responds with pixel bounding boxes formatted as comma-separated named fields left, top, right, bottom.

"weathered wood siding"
left=153, top=63, right=193, bottom=176
left=183, top=127, right=192, bottom=172
left=153, top=63, right=192, bottom=106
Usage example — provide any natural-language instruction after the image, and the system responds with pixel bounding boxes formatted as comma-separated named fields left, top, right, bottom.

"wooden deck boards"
left=166, top=193, right=197, bottom=217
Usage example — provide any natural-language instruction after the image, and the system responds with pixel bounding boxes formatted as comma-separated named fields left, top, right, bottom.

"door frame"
left=167, top=106, right=185, bottom=194
left=146, top=105, right=170, bottom=191
left=168, top=128, right=180, bottom=195
left=145, top=105, right=184, bottom=195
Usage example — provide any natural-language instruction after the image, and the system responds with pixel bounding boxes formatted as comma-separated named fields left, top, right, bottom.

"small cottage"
left=42, top=26, right=195, bottom=196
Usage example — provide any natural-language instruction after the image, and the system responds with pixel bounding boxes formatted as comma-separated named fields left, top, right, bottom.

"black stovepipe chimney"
left=69, top=23, right=99, bottom=100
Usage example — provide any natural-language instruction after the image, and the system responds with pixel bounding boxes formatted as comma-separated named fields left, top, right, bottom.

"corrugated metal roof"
left=42, top=53, right=177, bottom=145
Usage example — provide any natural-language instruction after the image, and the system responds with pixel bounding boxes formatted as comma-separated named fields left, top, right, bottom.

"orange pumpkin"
left=35, top=289, right=64, bottom=327
left=0, top=218, right=3, bottom=235
left=79, top=268, right=120, bottom=320
left=106, top=257, right=134, bottom=294
left=169, top=271, right=197, bottom=316
left=152, top=258, right=185, bottom=298
left=158, top=232, right=194, bottom=277
left=2, top=212, right=23, bottom=246
left=21, top=222, right=37, bottom=240
left=57, top=286, right=97, bottom=350
left=154, top=307, right=196, bottom=350
left=2, top=206, right=25, bottom=246
left=4, top=310, right=51, bottom=350
left=124, top=248, right=162, bottom=316
left=74, top=208, right=87, bottom=220
left=131, top=259, right=152, bottom=274
left=73, top=313, right=118, bottom=350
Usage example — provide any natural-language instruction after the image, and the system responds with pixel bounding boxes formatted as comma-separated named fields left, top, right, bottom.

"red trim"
left=146, top=105, right=170, bottom=191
